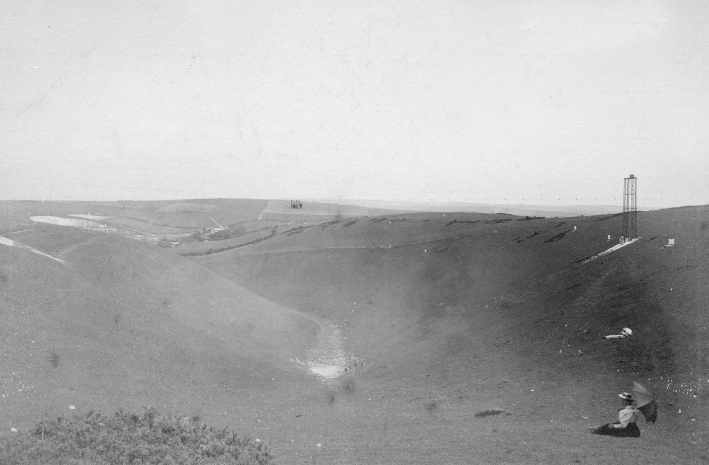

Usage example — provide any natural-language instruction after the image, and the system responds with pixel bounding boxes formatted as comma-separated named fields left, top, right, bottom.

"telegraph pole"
left=621, top=174, right=637, bottom=242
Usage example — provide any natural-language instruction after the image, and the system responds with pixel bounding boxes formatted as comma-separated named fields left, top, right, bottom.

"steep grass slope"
left=0, top=226, right=317, bottom=435
left=193, top=206, right=709, bottom=463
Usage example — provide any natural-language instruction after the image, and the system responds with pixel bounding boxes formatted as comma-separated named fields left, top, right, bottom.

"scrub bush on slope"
left=0, top=408, right=273, bottom=465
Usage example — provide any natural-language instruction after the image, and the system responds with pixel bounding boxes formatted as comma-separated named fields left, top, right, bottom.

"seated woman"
left=589, top=392, right=641, bottom=437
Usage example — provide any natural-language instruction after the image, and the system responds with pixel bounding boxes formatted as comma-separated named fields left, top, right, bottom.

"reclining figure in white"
left=603, top=327, right=632, bottom=339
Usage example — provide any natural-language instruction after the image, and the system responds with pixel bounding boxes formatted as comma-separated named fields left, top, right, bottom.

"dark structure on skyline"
left=622, top=174, right=637, bottom=242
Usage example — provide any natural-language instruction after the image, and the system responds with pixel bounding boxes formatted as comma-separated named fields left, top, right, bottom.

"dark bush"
left=0, top=408, right=274, bottom=465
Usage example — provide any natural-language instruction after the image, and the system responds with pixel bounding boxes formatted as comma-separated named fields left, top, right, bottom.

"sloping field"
left=156, top=202, right=218, bottom=213
left=193, top=206, right=709, bottom=464
left=0, top=229, right=318, bottom=438
left=105, top=216, right=191, bottom=235
left=176, top=228, right=279, bottom=256
left=1, top=203, right=707, bottom=464
left=0, top=199, right=269, bottom=231
left=201, top=212, right=525, bottom=257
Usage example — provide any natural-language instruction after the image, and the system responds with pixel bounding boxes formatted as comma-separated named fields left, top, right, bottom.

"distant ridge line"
left=307, top=199, right=629, bottom=218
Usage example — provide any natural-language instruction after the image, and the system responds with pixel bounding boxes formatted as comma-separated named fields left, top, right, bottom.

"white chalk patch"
left=31, top=215, right=105, bottom=229
left=69, top=214, right=111, bottom=220
left=306, top=322, right=348, bottom=380
left=0, top=236, right=65, bottom=263
left=582, top=238, right=639, bottom=264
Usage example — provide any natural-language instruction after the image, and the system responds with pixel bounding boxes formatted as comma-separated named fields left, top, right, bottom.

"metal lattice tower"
left=622, top=174, right=637, bottom=241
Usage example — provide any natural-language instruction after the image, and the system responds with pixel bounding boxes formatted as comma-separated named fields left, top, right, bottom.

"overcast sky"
left=1, top=0, right=707, bottom=207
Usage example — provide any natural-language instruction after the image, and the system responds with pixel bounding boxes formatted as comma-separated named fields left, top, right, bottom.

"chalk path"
left=583, top=238, right=639, bottom=264
left=0, top=236, right=65, bottom=263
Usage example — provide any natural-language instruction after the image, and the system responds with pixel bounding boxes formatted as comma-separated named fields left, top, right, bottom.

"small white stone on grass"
left=69, top=405, right=76, bottom=410
left=316, top=443, right=321, bottom=447
left=255, top=439, right=261, bottom=442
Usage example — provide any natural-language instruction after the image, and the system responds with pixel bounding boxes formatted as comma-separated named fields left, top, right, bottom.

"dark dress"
left=591, top=421, right=640, bottom=437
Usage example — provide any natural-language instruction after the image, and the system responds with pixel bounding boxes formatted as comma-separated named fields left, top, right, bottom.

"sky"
left=1, top=0, right=708, bottom=208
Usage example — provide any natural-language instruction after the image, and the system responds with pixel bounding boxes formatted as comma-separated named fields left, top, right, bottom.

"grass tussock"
left=0, top=408, right=274, bottom=465
left=474, top=408, right=508, bottom=418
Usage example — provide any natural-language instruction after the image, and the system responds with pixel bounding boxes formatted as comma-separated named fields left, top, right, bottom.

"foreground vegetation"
left=0, top=408, right=274, bottom=465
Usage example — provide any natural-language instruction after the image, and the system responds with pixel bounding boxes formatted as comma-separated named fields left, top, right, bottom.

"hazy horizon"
left=0, top=195, right=688, bottom=213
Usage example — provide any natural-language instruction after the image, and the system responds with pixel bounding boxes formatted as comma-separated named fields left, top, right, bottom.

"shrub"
left=484, top=218, right=512, bottom=225
left=0, top=408, right=274, bottom=465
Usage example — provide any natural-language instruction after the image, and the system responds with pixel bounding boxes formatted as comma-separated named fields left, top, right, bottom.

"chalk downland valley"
left=0, top=199, right=707, bottom=464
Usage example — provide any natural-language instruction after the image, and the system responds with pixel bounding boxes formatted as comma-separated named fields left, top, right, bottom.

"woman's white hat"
left=621, top=327, right=632, bottom=335
left=618, top=392, right=635, bottom=401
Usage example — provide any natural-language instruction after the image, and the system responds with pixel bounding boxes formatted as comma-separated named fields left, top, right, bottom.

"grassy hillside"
left=0, top=199, right=269, bottom=231
left=1, top=202, right=707, bottom=464
left=0, top=226, right=317, bottom=438
left=193, top=206, right=709, bottom=463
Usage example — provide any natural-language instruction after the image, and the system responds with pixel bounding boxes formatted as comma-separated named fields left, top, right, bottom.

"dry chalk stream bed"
left=293, top=314, right=358, bottom=382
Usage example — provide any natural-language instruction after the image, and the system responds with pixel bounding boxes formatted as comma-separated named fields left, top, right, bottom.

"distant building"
left=291, top=200, right=303, bottom=209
